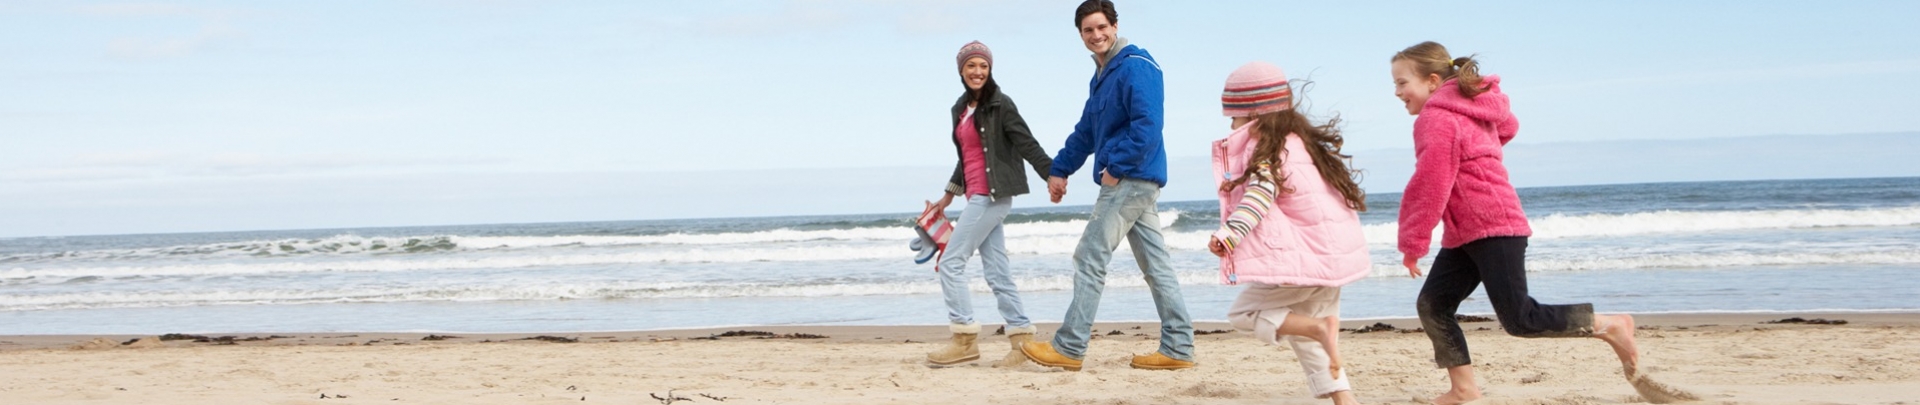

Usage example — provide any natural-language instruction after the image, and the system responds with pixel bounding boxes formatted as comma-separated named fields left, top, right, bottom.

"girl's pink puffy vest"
left=1211, top=125, right=1372, bottom=287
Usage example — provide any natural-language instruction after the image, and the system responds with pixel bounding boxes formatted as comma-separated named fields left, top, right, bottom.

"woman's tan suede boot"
left=926, top=323, right=981, bottom=365
left=994, top=325, right=1038, bottom=368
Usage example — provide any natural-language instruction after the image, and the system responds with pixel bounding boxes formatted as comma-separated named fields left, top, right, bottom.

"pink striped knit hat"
left=956, top=41, right=992, bottom=71
left=1222, top=61, right=1293, bottom=117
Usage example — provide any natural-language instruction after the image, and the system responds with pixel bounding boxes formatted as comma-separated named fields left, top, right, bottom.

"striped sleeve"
left=1215, top=163, right=1279, bottom=251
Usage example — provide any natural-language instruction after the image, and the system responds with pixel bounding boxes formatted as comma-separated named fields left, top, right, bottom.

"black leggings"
left=1416, top=236, right=1594, bottom=368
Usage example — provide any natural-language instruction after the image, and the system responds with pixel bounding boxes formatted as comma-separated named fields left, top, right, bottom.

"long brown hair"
left=1220, top=108, right=1367, bottom=211
left=1391, top=41, right=1488, bottom=98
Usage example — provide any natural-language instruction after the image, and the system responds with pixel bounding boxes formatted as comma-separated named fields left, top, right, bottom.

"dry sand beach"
left=2, top=313, right=1916, bottom=405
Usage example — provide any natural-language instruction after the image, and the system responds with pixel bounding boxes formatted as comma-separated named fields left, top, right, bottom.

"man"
left=1020, top=0, right=1196, bottom=371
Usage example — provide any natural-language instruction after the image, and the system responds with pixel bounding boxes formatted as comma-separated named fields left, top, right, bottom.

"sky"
left=3, top=1, right=1919, bottom=237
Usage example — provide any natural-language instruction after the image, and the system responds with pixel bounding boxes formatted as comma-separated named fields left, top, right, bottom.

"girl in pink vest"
left=1209, top=61, right=1371, bottom=405
left=1391, top=41, right=1682, bottom=404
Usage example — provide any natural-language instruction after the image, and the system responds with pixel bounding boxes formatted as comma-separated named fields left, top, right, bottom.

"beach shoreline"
left=2, top=311, right=1908, bottom=350
left=4, top=311, right=1917, bottom=404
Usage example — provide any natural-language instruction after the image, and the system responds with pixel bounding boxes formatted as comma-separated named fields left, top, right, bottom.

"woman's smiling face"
left=962, top=57, right=990, bottom=91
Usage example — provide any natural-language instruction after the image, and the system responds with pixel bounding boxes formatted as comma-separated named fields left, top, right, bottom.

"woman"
left=924, top=41, right=1055, bottom=368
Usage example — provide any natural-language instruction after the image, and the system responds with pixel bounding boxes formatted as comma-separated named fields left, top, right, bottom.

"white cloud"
left=890, top=0, right=1047, bottom=36
left=1, top=167, right=160, bottom=183
left=107, top=35, right=208, bottom=59
left=77, top=3, right=199, bottom=16
left=692, top=0, right=852, bottom=37
left=2, top=152, right=510, bottom=183
left=1532, top=59, right=1920, bottom=93
left=661, top=0, right=1049, bottom=38
left=72, top=150, right=181, bottom=167
left=76, top=2, right=245, bottom=60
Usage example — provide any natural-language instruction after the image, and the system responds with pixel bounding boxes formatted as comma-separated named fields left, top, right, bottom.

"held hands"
left=1403, top=256, right=1423, bottom=278
left=1047, top=176, right=1068, bottom=203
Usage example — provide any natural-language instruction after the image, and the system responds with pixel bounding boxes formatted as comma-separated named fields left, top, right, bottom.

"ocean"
left=2, top=177, right=1916, bottom=335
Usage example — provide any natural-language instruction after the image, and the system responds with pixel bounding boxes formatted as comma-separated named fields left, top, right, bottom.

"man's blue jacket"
left=1050, top=44, right=1168, bottom=188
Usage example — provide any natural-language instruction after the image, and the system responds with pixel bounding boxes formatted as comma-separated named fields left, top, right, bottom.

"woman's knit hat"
left=956, top=41, right=992, bottom=71
left=1221, top=61, right=1293, bottom=117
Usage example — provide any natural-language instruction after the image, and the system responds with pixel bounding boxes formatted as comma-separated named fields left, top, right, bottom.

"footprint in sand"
left=68, top=338, right=119, bottom=350
left=1628, top=367, right=1700, bottom=404
left=1176, top=382, right=1240, bottom=399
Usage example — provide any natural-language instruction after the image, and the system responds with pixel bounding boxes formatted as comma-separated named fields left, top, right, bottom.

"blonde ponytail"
left=1392, top=41, right=1489, bottom=98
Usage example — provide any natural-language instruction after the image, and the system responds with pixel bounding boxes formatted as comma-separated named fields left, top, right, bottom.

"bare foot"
left=1594, top=314, right=1640, bottom=378
left=1329, top=390, right=1362, bottom=405
left=1430, top=388, right=1482, bottom=405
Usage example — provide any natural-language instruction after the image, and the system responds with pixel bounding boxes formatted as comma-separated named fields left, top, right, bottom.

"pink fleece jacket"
left=1398, top=76, right=1531, bottom=261
left=1211, top=123, right=1371, bottom=287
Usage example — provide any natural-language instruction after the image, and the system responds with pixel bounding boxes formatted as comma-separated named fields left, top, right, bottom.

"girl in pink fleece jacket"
left=1390, top=41, right=1645, bottom=405
left=1208, top=61, right=1370, bottom=405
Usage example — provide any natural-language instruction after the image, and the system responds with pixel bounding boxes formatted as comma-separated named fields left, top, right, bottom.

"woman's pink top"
left=956, top=108, right=989, bottom=196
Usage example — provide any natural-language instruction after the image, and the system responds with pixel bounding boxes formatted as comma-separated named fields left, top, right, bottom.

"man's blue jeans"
left=1050, top=178, right=1195, bottom=361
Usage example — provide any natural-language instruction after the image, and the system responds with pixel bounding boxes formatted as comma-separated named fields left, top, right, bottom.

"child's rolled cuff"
left=1306, top=368, right=1351, bottom=399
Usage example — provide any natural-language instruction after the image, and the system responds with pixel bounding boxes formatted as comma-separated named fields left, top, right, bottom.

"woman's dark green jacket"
left=944, top=91, right=1053, bottom=200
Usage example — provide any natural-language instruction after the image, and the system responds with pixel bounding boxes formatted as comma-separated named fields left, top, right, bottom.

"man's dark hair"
left=1073, top=0, right=1117, bottom=29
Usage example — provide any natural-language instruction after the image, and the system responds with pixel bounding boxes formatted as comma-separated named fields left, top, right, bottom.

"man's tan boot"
left=1019, top=341, right=1083, bottom=371
left=926, top=323, right=981, bottom=365
left=1129, top=352, right=1196, bottom=370
left=994, top=325, right=1038, bottom=368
